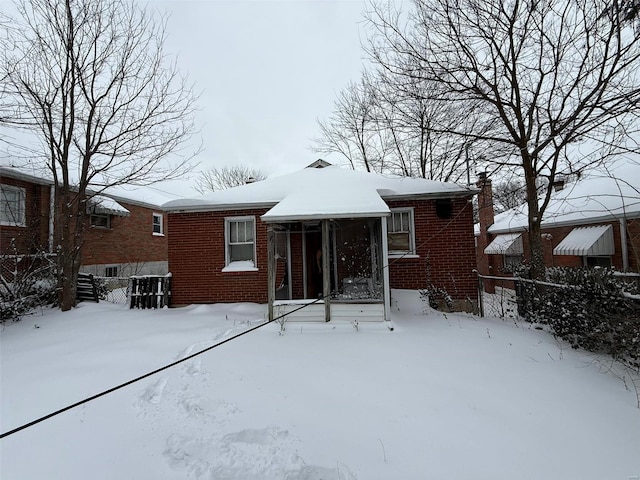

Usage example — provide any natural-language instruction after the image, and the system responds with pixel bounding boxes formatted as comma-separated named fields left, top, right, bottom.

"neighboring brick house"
left=1, top=166, right=169, bottom=277
left=164, top=160, right=478, bottom=322
left=475, top=164, right=640, bottom=279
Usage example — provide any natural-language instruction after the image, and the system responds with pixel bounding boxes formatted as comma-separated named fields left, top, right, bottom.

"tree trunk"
left=524, top=169, right=545, bottom=280
left=56, top=187, right=84, bottom=311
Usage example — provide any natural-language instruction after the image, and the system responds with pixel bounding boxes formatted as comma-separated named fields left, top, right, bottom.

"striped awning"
left=484, top=232, right=524, bottom=255
left=553, top=224, right=614, bottom=256
left=89, top=195, right=130, bottom=217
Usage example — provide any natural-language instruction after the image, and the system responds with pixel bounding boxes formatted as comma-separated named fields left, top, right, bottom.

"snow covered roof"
left=0, top=165, right=183, bottom=209
left=88, top=195, right=130, bottom=217
left=487, top=164, right=640, bottom=234
left=163, top=165, right=476, bottom=219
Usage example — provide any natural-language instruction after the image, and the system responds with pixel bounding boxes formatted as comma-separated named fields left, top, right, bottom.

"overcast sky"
left=0, top=0, right=369, bottom=198
left=155, top=0, right=368, bottom=182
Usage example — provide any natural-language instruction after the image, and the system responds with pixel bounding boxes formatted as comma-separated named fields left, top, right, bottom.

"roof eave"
left=380, top=189, right=478, bottom=202
left=488, top=210, right=640, bottom=234
left=164, top=201, right=278, bottom=213
left=261, top=211, right=390, bottom=223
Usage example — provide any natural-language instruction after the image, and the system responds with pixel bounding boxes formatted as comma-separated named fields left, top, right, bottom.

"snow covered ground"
left=1, top=290, right=639, bottom=479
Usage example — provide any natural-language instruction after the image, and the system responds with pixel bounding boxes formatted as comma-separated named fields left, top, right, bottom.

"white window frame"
left=223, top=215, right=258, bottom=272
left=152, top=212, right=164, bottom=235
left=387, top=208, right=416, bottom=257
left=1, top=184, right=26, bottom=226
left=104, top=265, right=118, bottom=277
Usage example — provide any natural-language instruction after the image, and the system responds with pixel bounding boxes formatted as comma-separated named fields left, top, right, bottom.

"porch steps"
left=77, top=273, right=99, bottom=303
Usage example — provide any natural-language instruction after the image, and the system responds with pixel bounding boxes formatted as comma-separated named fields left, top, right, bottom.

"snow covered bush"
left=1, top=242, right=57, bottom=322
left=516, top=267, right=640, bottom=369
left=420, top=284, right=454, bottom=311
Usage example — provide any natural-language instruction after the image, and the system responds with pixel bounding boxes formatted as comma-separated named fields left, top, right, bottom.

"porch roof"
left=261, top=183, right=390, bottom=222
left=484, top=232, right=524, bottom=255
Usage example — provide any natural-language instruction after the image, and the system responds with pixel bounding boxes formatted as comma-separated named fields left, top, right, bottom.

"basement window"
left=105, top=266, right=118, bottom=277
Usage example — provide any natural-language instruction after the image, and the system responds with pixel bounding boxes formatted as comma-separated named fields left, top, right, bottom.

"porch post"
left=380, top=216, right=391, bottom=323
left=267, top=226, right=275, bottom=322
left=322, top=219, right=331, bottom=322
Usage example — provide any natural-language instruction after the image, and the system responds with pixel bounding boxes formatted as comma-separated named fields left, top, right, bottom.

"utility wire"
left=0, top=299, right=322, bottom=440
left=1, top=201, right=472, bottom=439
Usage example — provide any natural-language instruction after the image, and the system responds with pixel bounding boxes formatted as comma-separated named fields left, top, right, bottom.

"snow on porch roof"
left=89, top=195, right=130, bottom=217
left=163, top=164, right=475, bottom=215
left=261, top=186, right=390, bottom=222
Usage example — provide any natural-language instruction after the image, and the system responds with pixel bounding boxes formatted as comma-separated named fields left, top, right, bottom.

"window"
left=224, top=216, right=257, bottom=270
left=387, top=208, right=415, bottom=255
left=503, top=254, right=523, bottom=273
left=1, top=184, right=26, bottom=226
left=152, top=213, right=163, bottom=235
left=586, top=256, right=612, bottom=268
left=90, top=213, right=110, bottom=229
left=105, top=266, right=118, bottom=277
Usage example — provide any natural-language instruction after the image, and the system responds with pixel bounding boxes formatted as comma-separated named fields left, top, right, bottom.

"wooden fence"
left=129, top=274, right=171, bottom=309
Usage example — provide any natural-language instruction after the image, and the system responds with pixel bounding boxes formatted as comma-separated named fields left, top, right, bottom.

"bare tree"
left=312, top=75, right=387, bottom=173
left=492, top=178, right=527, bottom=214
left=194, top=165, right=266, bottom=193
left=367, top=0, right=640, bottom=278
left=1, top=0, right=198, bottom=310
left=314, top=55, right=492, bottom=182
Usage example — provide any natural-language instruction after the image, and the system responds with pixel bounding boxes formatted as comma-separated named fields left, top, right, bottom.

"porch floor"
left=272, top=300, right=385, bottom=322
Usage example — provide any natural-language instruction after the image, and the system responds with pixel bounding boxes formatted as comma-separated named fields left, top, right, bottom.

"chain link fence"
left=94, top=276, right=130, bottom=305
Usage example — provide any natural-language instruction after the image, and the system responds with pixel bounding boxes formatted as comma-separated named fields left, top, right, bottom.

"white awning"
left=89, top=195, right=130, bottom=217
left=553, top=224, right=614, bottom=256
left=484, top=232, right=523, bottom=255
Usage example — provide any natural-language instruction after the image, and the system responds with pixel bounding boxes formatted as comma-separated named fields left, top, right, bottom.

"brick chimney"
left=477, top=172, right=495, bottom=231
left=476, top=172, right=495, bottom=276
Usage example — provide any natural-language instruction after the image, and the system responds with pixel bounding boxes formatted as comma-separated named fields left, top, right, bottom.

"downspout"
left=620, top=218, right=629, bottom=271
left=48, top=185, right=55, bottom=253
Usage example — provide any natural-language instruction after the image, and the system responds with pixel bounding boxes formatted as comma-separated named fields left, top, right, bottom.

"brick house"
left=1, top=166, right=169, bottom=278
left=164, top=161, right=478, bottom=323
left=475, top=164, right=640, bottom=279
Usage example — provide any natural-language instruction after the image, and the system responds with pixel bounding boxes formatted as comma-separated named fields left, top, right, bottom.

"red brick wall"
left=387, top=198, right=477, bottom=301
left=167, top=197, right=478, bottom=306
left=167, top=208, right=270, bottom=305
left=82, top=202, right=168, bottom=266
left=628, top=218, right=640, bottom=272
left=483, top=220, right=634, bottom=275
left=0, top=176, right=51, bottom=254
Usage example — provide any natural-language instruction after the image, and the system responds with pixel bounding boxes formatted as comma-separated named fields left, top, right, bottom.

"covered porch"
left=264, top=215, right=392, bottom=325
